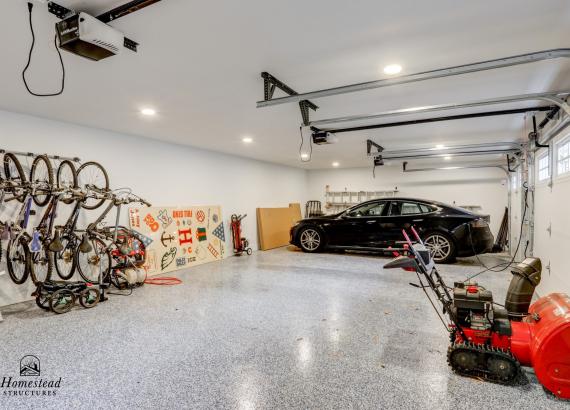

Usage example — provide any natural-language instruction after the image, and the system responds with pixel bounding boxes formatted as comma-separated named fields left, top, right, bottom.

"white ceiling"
left=1, top=0, right=569, bottom=169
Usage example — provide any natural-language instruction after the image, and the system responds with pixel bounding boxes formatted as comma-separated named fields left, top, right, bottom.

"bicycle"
left=5, top=183, right=75, bottom=284
left=76, top=187, right=151, bottom=286
left=52, top=188, right=101, bottom=280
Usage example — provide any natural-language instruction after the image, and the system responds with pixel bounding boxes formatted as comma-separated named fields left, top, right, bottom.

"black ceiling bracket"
left=507, top=155, right=517, bottom=173
left=261, top=72, right=318, bottom=126
left=299, top=101, right=312, bottom=126
left=97, top=0, right=162, bottom=23
left=367, top=139, right=384, bottom=155
left=530, top=115, right=549, bottom=148
left=47, top=1, right=75, bottom=19
left=367, top=139, right=384, bottom=166
left=124, top=37, right=139, bottom=52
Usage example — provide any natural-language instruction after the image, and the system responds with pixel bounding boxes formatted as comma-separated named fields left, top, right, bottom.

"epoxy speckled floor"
left=0, top=248, right=568, bottom=409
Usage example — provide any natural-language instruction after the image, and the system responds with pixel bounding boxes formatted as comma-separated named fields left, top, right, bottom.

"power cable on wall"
left=22, top=2, right=66, bottom=97
left=299, top=126, right=313, bottom=162
left=464, top=184, right=529, bottom=282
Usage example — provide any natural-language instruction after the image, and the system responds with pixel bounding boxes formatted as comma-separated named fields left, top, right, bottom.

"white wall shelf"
left=324, top=186, right=399, bottom=213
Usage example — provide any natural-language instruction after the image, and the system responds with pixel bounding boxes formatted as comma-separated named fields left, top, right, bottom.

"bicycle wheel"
left=30, top=155, right=54, bottom=207
left=49, top=289, right=75, bottom=314
left=30, top=245, right=53, bottom=283
left=56, top=160, right=78, bottom=204
left=3, top=153, right=26, bottom=202
left=77, top=162, right=109, bottom=210
left=35, top=288, right=50, bottom=310
left=76, top=238, right=111, bottom=283
left=79, top=288, right=100, bottom=308
left=54, top=235, right=78, bottom=280
left=6, top=234, right=31, bottom=284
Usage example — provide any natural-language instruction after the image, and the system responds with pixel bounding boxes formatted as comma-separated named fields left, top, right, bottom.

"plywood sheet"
left=257, top=203, right=302, bottom=250
left=129, top=206, right=226, bottom=275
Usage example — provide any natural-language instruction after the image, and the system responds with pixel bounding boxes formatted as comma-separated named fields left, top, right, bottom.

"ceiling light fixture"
left=242, top=136, right=253, bottom=143
left=383, top=64, right=402, bottom=75
left=140, top=108, right=156, bottom=116
left=444, top=156, right=452, bottom=161
left=435, top=144, right=446, bottom=150
left=300, top=153, right=309, bottom=159
left=332, top=162, right=340, bottom=167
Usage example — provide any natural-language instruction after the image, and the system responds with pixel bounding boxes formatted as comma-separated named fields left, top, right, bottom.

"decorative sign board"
left=129, top=206, right=226, bottom=276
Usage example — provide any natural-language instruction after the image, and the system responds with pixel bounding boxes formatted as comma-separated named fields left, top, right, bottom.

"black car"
left=290, top=198, right=494, bottom=263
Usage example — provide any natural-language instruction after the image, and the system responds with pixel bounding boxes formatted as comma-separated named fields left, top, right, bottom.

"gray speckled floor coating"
left=0, top=247, right=568, bottom=409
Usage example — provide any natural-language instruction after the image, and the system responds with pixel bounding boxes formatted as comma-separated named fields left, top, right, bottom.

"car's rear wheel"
left=424, top=232, right=456, bottom=264
left=298, top=227, right=324, bottom=253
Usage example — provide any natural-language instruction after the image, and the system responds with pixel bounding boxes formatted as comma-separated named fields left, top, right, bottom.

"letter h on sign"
left=178, top=229, right=193, bottom=245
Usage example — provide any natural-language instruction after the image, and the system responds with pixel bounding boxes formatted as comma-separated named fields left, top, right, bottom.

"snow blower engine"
left=384, top=227, right=570, bottom=399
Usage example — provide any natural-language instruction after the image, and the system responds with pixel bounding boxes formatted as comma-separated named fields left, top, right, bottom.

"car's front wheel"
left=298, top=227, right=324, bottom=253
left=424, top=232, right=456, bottom=264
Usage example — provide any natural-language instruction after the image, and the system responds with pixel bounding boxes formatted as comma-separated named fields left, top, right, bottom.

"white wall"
left=0, top=109, right=308, bottom=306
left=532, top=128, right=570, bottom=296
left=307, top=166, right=509, bottom=236
left=2, top=107, right=567, bottom=308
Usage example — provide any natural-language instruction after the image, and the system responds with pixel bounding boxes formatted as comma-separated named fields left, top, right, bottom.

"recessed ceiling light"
left=140, top=108, right=156, bottom=116
left=444, top=156, right=452, bottom=161
left=332, top=162, right=340, bottom=167
left=300, top=153, right=309, bottom=159
left=436, top=144, right=446, bottom=150
left=242, top=136, right=253, bottom=143
left=383, top=64, right=402, bottom=75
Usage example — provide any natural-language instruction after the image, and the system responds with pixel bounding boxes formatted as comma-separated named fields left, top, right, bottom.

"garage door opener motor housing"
left=56, top=12, right=124, bottom=61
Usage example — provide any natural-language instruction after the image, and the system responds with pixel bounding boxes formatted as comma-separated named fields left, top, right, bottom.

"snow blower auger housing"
left=384, top=227, right=570, bottom=399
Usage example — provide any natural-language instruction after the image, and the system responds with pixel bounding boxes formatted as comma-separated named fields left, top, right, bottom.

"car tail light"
left=470, top=218, right=489, bottom=228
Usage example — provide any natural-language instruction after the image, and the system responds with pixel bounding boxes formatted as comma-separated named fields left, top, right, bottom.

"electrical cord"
left=22, top=2, right=66, bottom=97
left=299, top=126, right=313, bottom=162
left=415, top=271, right=451, bottom=333
left=464, top=185, right=529, bottom=282
left=144, top=277, right=183, bottom=285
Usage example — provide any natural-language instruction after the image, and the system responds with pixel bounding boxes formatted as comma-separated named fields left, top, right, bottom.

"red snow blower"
left=384, top=227, right=570, bottom=399
left=231, top=214, right=252, bottom=256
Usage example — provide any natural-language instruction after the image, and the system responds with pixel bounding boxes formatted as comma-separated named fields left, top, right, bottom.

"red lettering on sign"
left=144, top=214, right=160, bottom=232
left=178, top=229, right=193, bottom=245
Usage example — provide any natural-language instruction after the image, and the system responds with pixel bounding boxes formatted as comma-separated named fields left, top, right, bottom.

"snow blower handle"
left=402, top=229, right=413, bottom=247
left=410, top=226, right=423, bottom=244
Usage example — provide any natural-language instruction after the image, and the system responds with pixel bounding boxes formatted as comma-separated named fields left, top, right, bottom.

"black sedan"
left=290, top=198, right=494, bottom=263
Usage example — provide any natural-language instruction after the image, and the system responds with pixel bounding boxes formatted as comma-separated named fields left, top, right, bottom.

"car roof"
left=352, top=197, right=474, bottom=214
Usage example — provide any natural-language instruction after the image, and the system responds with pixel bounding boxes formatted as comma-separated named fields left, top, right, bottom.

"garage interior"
left=0, top=0, right=569, bottom=409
